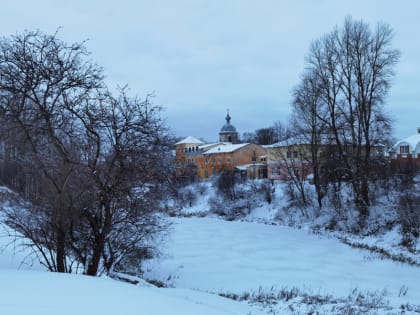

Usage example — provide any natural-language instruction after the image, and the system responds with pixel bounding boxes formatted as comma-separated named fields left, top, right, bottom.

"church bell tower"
left=219, top=110, right=239, bottom=143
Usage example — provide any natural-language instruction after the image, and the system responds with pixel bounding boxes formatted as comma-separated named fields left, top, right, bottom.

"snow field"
left=146, top=217, right=420, bottom=308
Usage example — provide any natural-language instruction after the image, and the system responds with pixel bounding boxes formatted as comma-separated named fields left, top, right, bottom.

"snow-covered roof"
left=265, top=134, right=326, bottom=148
left=394, top=133, right=420, bottom=151
left=203, top=143, right=249, bottom=154
left=176, top=136, right=205, bottom=145
left=267, top=133, right=385, bottom=148
left=198, top=143, right=222, bottom=150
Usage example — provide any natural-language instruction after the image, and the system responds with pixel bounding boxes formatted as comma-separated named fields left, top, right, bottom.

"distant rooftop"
left=204, top=143, right=249, bottom=154
left=394, top=133, right=420, bottom=151
left=176, top=136, right=205, bottom=145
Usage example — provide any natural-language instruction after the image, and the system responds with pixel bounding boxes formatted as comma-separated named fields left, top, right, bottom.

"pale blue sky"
left=1, top=0, right=419, bottom=142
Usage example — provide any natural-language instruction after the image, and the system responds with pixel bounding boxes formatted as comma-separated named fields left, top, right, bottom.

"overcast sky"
left=1, top=1, right=419, bottom=142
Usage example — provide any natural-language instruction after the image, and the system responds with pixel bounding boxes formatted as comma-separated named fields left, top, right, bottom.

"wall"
left=199, top=144, right=266, bottom=179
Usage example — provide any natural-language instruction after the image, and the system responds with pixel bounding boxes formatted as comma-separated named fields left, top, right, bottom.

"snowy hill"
left=0, top=270, right=264, bottom=315
left=1, top=184, right=420, bottom=314
left=0, top=186, right=262, bottom=315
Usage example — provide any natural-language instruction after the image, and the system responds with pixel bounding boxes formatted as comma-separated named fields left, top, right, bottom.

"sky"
left=0, top=1, right=419, bottom=142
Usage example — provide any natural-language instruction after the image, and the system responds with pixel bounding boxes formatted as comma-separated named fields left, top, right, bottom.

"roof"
left=175, top=136, right=205, bottom=145
left=265, top=133, right=377, bottom=148
left=220, top=123, right=236, bottom=133
left=394, top=133, right=420, bottom=151
left=265, top=134, right=320, bottom=148
left=204, top=143, right=249, bottom=154
left=220, top=111, right=237, bottom=133
left=199, top=143, right=220, bottom=149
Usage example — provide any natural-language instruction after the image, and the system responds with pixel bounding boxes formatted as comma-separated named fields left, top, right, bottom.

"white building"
left=393, top=128, right=420, bottom=159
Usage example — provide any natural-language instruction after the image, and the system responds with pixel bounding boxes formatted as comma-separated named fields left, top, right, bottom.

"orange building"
left=199, top=143, right=267, bottom=178
left=175, top=112, right=267, bottom=179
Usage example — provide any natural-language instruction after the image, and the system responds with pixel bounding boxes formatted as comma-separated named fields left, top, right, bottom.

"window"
left=271, top=168, right=276, bottom=176
left=205, top=157, right=209, bottom=164
left=293, top=151, right=298, bottom=158
left=226, top=156, right=231, bottom=163
left=286, top=151, right=292, bottom=158
left=400, top=145, right=410, bottom=155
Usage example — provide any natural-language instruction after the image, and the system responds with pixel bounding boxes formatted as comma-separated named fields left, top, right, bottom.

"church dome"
left=221, top=123, right=236, bottom=132
left=220, top=112, right=236, bottom=133
left=219, top=111, right=239, bottom=143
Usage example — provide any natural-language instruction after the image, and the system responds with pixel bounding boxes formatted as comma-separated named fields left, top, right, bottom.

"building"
left=266, top=135, right=321, bottom=180
left=391, top=128, right=420, bottom=171
left=175, top=112, right=267, bottom=179
left=267, top=134, right=387, bottom=180
left=219, top=111, right=239, bottom=143
left=393, top=128, right=420, bottom=159
left=200, top=143, right=267, bottom=179
left=175, top=136, right=205, bottom=164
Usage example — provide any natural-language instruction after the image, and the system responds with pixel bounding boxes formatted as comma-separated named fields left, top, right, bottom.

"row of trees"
left=242, top=121, right=290, bottom=145
left=0, top=31, right=173, bottom=275
left=288, top=17, right=400, bottom=223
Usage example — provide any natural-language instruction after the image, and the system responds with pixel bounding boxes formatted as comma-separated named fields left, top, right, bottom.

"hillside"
left=1, top=184, right=420, bottom=314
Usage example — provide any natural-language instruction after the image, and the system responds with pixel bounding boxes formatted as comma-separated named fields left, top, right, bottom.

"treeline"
left=0, top=31, right=174, bottom=275
left=238, top=18, right=419, bottom=241
left=291, top=17, right=399, bottom=221
left=245, top=17, right=402, bottom=225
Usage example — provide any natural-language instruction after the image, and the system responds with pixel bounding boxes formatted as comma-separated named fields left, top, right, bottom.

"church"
left=175, top=112, right=267, bottom=179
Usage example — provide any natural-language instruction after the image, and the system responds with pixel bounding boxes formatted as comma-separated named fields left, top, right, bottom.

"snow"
left=0, top=223, right=262, bottom=315
left=0, top=225, right=43, bottom=271
left=146, top=217, right=420, bottom=310
left=1, top=183, right=420, bottom=314
left=0, top=270, right=263, bottom=315
left=394, top=133, right=420, bottom=154
left=266, top=133, right=333, bottom=147
left=204, top=143, right=249, bottom=154
left=175, top=136, right=204, bottom=145
left=199, top=142, right=223, bottom=150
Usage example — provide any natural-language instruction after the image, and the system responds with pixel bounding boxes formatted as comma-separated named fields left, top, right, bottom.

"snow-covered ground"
left=0, top=269, right=266, bottom=315
left=145, top=217, right=420, bottom=314
left=0, top=187, right=263, bottom=315
left=1, top=183, right=420, bottom=314
left=0, top=229, right=264, bottom=315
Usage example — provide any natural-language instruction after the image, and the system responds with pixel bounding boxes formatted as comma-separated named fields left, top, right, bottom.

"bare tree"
left=297, top=17, right=399, bottom=223
left=292, top=71, right=328, bottom=209
left=75, top=88, right=171, bottom=276
left=0, top=31, right=171, bottom=276
left=254, top=127, right=278, bottom=145
left=271, top=138, right=313, bottom=215
left=242, top=121, right=290, bottom=145
left=0, top=30, right=103, bottom=272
